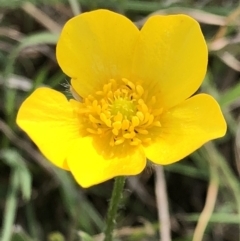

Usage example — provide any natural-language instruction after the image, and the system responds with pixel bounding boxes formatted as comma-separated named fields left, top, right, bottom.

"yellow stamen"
left=112, top=121, right=122, bottom=130
left=76, top=78, right=163, bottom=147
left=123, top=131, right=135, bottom=139
left=122, top=119, right=130, bottom=130
left=130, top=138, right=142, bottom=146
left=115, top=137, right=125, bottom=145
left=131, top=116, right=140, bottom=127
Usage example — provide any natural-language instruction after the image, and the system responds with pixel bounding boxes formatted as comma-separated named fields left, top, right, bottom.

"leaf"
left=4, top=32, right=59, bottom=79
left=1, top=149, right=32, bottom=201
left=219, top=81, right=240, bottom=108
left=1, top=171, right=19, bottom=241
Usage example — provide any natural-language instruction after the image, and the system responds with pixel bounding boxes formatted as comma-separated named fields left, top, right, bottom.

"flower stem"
left=103, top=176, right=125, bottom=241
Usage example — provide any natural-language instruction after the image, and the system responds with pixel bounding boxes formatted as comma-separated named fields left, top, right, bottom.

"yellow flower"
left=16, top=10, right=226, bottom=188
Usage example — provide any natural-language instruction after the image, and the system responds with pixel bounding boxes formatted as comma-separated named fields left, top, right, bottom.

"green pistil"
left=111, top=98, right=136, bottom=119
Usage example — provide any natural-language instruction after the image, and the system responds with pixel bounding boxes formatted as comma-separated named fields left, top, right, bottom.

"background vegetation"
left=1, top=0, right=240, bottom=240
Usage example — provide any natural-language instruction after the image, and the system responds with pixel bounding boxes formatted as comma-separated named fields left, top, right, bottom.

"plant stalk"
left=103, top=176, right=125, bottom=241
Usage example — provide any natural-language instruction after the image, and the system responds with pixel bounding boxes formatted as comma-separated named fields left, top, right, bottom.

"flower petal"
left=67, top=137, right=146, bottom=188
left=144, top=94, right=227, bottom=165
left=56, top=9, right=139, bottom=98
left=16, top=88, right=80, bottom=170
left=131, top=14, right=208, bottom=109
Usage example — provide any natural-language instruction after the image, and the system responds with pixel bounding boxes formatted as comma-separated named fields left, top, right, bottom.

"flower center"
left=111, top=98, right=136, bottom=119
left=76, top=78, right=163, bottom=147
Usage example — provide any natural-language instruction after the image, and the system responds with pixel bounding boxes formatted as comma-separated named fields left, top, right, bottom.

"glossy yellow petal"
left=144, top=94, right=227, bottom=165
left=16, top=88, right=81, bottom=170
left=131, top=15, right=208, bottom=109
left=67, top=137, right=146, bottom=187
left=56, top=9, right=139, bottom=98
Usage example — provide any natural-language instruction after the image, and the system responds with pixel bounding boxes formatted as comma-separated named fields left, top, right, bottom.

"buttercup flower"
left=17, top=10, right=226, bottom=188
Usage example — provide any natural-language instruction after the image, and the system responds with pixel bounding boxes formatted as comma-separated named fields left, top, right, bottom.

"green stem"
left=103, top=176, right=125, bottom=241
